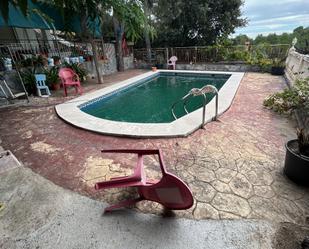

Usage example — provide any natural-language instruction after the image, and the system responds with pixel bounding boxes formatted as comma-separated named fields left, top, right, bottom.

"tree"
left=142, top=0, right=155, bottom=63
left=232, top=34, right=252, bottom=45
left=252, top=26, right=309, bottom=53
left=152, top=0, right=247, bottom=47
left=293, top=26, right=309, bottom=53
left=111, top=0, right=146, bottom=71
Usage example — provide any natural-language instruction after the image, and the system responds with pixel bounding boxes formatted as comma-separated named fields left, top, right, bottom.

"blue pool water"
left=80, top=72, right=230, bottom=123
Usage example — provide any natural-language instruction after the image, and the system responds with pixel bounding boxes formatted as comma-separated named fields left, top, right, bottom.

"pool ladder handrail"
left=171, top=85, right=219, bottom=128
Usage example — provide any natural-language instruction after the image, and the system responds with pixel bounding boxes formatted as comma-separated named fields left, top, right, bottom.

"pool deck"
left=0, top=70, right=308, bottom=226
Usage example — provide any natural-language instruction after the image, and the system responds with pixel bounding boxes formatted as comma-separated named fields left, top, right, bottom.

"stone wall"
left=124, top=55, right=134, bottom=70
left=285, top=48, right=309, bottom=129
left=285, top=48, right=309, bottom=84
left=83, top=43, right=117, bottom=77
left=134, top=61, right=260, bottom=72
left=83, top=43, right=134, bottom=77
left=175, top=63, right=260, bottom=72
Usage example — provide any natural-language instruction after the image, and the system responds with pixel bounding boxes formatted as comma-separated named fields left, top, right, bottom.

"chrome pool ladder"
left=171, top=85, right=219, bottom=128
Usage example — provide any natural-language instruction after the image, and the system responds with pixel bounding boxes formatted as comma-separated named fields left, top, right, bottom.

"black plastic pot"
left=271, top=66, right=285, bottom=75
left=284, top=139, right=309, bottom=186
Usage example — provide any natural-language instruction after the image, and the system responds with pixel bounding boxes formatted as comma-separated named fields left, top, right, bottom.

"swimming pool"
left=80, top=72, right=229, bottom=123
left=56, top=70, right=244, bottom=137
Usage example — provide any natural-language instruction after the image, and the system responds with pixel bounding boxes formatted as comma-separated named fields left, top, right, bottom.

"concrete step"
left=0, top=150, right=22, bottom=174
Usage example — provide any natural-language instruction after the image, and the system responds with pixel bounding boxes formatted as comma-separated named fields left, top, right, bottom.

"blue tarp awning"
left=0, top=0, right=102, bottom=37
left=0, top=1, right=49, bottom=29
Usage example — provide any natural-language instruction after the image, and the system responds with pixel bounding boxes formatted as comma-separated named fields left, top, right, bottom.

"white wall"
left=285, top=48, right=309, bottom=84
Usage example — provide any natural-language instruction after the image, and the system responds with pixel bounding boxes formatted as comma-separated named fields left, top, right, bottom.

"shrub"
left=20, top=68, right=36, bottom=95
left=63, top=62, right=87, bottom=82
left=44, top=66, right=60, bottom=87
left=263, top=78, right=309, bottom=114
left=264, top=78, right=309, bottom=156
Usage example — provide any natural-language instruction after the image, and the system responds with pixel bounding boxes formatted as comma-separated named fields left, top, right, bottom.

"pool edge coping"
left=55, top=70, right=244, bottom=138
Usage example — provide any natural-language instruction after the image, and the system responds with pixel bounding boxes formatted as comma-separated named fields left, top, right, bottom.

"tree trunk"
left=90, top=39, right=103, bottom=84
left=80, top=12, right=103, bottom=84
left=113, top=17, right=124, bottom=72
left=143, top=1, right=152, bottom=64
left=101, top=38, right=106, bottom=60
left=144, top=28, right=152, bottom=64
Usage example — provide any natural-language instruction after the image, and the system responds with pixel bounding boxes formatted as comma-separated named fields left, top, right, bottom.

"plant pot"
left=284, top=139, right=309, bottom=186
left=86, top=56, right=93, bottom=62
left=54, top=59, right=61, bottom=66
left=271, top=66, right=285, bottom=75
left=51, top=83, right=60, bottom=91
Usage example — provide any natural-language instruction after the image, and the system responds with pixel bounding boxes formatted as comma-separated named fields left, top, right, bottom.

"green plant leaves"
left=263, top=78, right=309, bottom=114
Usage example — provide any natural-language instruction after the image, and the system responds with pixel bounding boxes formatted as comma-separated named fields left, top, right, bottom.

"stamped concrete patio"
left=0, top=70, right=308, bottom=225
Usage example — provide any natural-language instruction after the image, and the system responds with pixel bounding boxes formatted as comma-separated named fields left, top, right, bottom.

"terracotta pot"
left=51, top=83, right=60, bottom=91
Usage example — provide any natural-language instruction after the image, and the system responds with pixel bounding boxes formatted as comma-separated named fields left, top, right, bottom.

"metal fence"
left=133, top=44, right=290, bottom=64
left=0, top=39, right=108, bottom=69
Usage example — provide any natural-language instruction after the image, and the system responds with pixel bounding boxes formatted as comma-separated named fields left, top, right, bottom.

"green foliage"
left=17, top=55, right=46, bottom=68
left=63, top=62, right=87, bottom=82
left=111, top=0, right=147, bottom=42
left=254, top=33, right=292, bottom=45
left=20, top=68, right=37, bottom=95
left=43, top=66, right=59, bottom=87
left=247, top=26, right=309, bottom=54
left=231, top=34, right=253, bottom=45
left=264, top=78, right=309, bottom=155
left=18, top=55, right=46, bottom=95
left=245, top=44, right=288, bottom=72
left=293, top=26, right=309, bottom=54
left=151, top=0, right=247, bottom=47
left=221, top=48, right=250, bottom=62
left=263, top=78, right=309, bottom=114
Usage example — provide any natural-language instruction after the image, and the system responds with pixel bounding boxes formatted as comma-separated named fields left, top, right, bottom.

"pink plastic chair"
left=58, top=68, right=83, bottom=97
left=167, top=56, right=178, bottom=70
left=95, top=149, right=194, bottom=212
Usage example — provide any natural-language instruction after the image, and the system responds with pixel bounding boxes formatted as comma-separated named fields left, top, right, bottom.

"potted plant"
left=63, top=62, right=88, bottom=82
left=284, top=129, right=309, bottom=185
left=52, top=56, right=61, bottom=66
left=264, top=78, right=309, bottom=185
left=271, top=58, right=286, bottom=75
left=85, top=55, right=93, bottom=62
left=20, top=68, right=37, bottom=95
left=45, top=66, right=60, bottom=90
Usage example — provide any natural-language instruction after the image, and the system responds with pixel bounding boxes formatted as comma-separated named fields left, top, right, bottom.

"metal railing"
left=171, top=85, right=219, bottom=128
left=0, top=39, right=103, bottom=63
left=134, top=44, right=290, bottom=64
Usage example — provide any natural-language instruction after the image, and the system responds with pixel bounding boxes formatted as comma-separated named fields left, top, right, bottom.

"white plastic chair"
left=35, top=74, right=51, bottom=97
left=167, top=56, right=178, bottom=70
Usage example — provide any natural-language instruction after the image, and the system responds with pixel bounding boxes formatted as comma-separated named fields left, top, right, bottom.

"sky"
left=234, top=0, right=309, bottom=38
